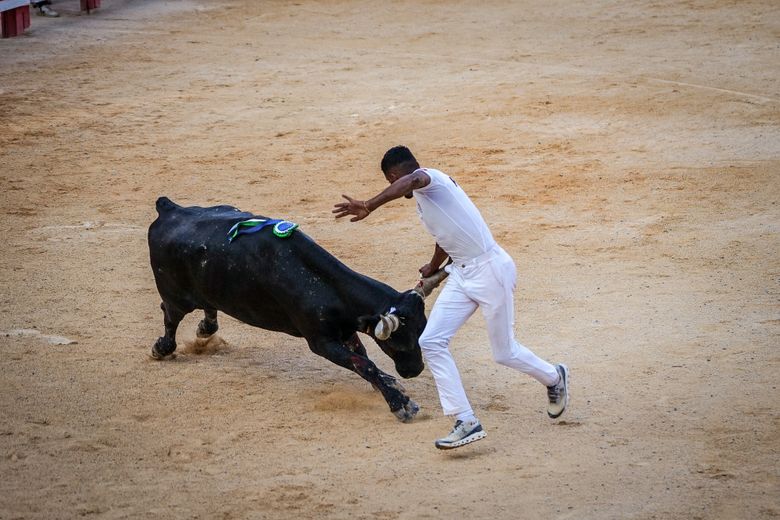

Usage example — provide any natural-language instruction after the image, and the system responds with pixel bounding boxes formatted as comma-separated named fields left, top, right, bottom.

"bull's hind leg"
left=151, top=301, right=189, bottom=359
left=196, top=309, right=219, bottom=338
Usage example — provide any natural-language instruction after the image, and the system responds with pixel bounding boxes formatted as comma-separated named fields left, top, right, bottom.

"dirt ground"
left=1, top=0, right=778, bottom=518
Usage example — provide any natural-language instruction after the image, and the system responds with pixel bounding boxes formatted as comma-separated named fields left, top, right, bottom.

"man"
left=31, top=0, right=58, bottom=16
left=333, top=145, right=569, bottom=449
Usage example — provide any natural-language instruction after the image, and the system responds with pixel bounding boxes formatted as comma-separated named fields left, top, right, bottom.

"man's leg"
left=421, top=275, right=488, bottom=449
left=473, top=251, right=559, bottom=386
left=419, top=273, right=478, bottom=417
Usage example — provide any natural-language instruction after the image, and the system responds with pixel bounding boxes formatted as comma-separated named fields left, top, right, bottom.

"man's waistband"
left=451, top=243, right=501, bottom=270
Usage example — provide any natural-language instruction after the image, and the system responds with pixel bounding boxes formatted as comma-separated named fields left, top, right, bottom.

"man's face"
left=384, top=165, right=404, bottom=184
left=385, top=166, right=415, bottom=198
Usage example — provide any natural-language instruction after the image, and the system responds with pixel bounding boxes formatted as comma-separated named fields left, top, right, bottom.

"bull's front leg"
left=344, top=333, right=368, bottom=357
left=353, top=355, right=420, bottom=422
left=307, top=338, right=419, bottom=422
left=344, top=334, right=380, bottom=393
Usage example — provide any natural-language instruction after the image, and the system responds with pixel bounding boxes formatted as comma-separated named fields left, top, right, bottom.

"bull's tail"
left=155, top=196, right=179, bottom=214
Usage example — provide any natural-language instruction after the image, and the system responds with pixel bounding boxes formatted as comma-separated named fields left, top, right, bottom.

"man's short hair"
left=381, top=145, right=419, bottom=175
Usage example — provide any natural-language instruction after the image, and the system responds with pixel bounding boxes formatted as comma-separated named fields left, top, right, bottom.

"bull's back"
left=148, top=198, right=338, bottom=336
left=149, top=197, right=280, bottom=294
left=150, top=198, right=251, bottom=274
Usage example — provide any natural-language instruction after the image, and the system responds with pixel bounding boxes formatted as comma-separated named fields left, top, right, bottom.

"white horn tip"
left=375, top=314, right=399, bottom=340
left=388, top=314, right=400, bottom=332
left=375, top=316, right=391, bottom=340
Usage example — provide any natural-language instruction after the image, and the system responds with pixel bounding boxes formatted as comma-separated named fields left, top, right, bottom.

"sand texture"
left=1, top=0, right=778, bottom=518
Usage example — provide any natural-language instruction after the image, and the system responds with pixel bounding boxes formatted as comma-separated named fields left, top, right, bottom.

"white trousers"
left=419, top=245, right=559, bottom=417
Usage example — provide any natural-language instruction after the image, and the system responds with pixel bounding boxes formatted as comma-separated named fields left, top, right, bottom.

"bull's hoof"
left=196, top=319, right=218, bottom=338
left=393, top=398, right=420, bottom=423
left=151, top=337, right=176, bottom=360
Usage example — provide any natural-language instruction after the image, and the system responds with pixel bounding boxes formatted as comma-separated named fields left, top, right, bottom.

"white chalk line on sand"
left=648, top=78, right=778, bottom=103
left=2, top=329, right=77, bottom=345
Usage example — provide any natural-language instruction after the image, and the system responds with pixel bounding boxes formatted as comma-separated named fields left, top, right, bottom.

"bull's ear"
left=357, top=315, right=380, bottom=336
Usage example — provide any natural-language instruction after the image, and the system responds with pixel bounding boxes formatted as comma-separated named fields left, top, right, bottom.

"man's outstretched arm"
left=332, top=170, right=430, bottom=222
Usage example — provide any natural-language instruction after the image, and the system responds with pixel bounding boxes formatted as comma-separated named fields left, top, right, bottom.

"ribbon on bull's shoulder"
left=272, top=220, right=298, bottom=238
left=227, top=218, right=299, bottom=242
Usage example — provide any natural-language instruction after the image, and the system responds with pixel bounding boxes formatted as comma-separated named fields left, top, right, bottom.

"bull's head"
left=357, top=268, right=450, bottom=379
left=358, top=290, right=426, bottom=379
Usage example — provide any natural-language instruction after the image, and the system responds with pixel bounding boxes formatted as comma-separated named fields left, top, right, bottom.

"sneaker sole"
left=435, top=430, right=487, bottom=450
left=548, top=363, right=569, bottom=419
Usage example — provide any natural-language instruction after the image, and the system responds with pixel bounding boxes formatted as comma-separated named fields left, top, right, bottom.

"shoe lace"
left=547, top=385, right=560, bottom=402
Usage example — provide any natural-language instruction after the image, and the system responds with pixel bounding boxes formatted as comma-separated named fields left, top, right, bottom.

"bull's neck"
left=342, top=270, right=400, bottom=315
left=300, top=234, right=402, bottom=314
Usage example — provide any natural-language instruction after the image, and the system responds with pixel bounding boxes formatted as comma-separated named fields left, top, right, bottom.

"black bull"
left=148, top=197, right=434, bottom=421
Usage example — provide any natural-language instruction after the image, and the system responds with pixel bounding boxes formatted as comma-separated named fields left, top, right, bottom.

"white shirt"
left=412, top=168, right=496, bottom=264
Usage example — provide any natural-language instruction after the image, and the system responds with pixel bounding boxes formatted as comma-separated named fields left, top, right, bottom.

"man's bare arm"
left=333, top=170, right=430, bottom=222
left=365, top=170, right=430, bottom=212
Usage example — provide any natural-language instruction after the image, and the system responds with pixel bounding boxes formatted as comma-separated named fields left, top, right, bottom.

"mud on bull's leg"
left=344, top=334, right=383, bottom=393
left=196, top=308, right=219, bottom=338
left=344, top=333, right=368, bottom=357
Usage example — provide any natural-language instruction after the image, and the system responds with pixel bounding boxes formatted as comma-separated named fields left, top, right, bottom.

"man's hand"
left=332, top=195, right=370, bottom=222
left=420, top=243, right=450, bottom=278
left=419, top=263, right=438, bottom=278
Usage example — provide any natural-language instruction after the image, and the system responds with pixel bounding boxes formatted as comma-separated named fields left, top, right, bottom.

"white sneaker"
left=547, top=363, right=569, bottom=418
left=38, top=5, right=59, bottom=17
left=434, top=419, right=486, bottom=450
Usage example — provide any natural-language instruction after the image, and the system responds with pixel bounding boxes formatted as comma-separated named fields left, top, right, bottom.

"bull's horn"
left=375, top=313, right=400, bottom=340
left=412, top=268, right=450, bottom=298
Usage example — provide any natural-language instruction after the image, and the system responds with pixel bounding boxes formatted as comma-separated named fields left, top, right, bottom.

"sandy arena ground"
left=1, top=0, right=778, bottom=518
